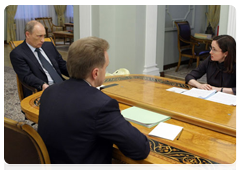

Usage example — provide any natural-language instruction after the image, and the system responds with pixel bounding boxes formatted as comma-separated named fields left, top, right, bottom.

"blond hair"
left=67, top=37, right=109, bottom=79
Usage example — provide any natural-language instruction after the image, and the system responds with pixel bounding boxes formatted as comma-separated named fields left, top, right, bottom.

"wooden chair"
left=35, top=17, right=64, bottom=37
left=174, top=21, right=211, bottom=72
left=4, top=117, right=51, bottom=164
left=9, top=37, right=55, bottom=101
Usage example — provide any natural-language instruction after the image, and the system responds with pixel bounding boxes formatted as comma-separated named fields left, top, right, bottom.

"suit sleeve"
left=10, top=50, right=45, bottom=90
left=185, top=56, right=209, bottom=84
left=96, top=99, right=150, bottom=160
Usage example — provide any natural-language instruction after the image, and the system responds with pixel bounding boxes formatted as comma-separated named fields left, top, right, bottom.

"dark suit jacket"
left=37, top=78, right=150, bottom=164
left=10, top=40, right=69, bottom=97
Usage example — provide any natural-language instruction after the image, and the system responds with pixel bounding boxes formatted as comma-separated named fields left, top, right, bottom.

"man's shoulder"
left=41, top=41, right=55, bottom=49
left=10, top=41, right=28, bottom=56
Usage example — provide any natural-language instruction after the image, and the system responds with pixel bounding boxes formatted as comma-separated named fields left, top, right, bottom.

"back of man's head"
left=67, top=37, right=109, bottom=80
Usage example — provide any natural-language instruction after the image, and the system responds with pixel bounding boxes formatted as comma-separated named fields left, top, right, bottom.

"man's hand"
left=42, top=83, right=49, bottom=91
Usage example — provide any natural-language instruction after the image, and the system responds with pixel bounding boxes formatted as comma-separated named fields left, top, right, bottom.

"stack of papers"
left=121, top=106, right=171, bottom=128
left=149, top=122, right=183, bottom=141
left=182, top=88, right=217, bottom=99
left=166, top=87, right=236, bottom=106
left=206, top=92, right=236, bottom=106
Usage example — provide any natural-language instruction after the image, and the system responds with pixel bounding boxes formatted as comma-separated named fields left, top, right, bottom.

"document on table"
left=166, top=87, right=188, bottom=94
left=149, top=122, right=183, bottom=141
left=121, top=106, right=171, bottom=128
left=182, top=88, right=217, bottom=99
left=166, top=87, right=236, bottom=106
left=206, top=92, right=236, bottom=106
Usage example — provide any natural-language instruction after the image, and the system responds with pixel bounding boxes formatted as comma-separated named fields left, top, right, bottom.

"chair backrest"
left=174, top=21, right=192, bottom=47
left=4, top=117, right=51, bottom=164
left=9, top=37, right=55, bottom=101
left=9, top=37, right=55, bottom=50
left=35, top=17, right=54, bottom=33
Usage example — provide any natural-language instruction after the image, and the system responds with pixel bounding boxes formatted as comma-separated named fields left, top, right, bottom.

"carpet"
left=4, top=66, right=38, bottom=129
left=164, top=63, right=207, bottom=84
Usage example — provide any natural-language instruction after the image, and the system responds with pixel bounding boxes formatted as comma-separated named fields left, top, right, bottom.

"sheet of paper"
left=182, top=88, right=216, bottom=99
left=149, top=122, right=183, bottom=141
left=206, top=92, right=236, bottom=106
left=166, top=87, right=188, bottom=94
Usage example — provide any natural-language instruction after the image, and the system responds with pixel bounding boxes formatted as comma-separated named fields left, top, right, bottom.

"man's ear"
left=25, top=31, right=30, bottom=38
left=92, top=68, right=99, bottom=80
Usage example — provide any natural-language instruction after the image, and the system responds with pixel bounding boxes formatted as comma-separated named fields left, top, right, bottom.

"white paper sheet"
left=206, top=92, right=236, bottom=106
left=149, top=122, right=183, bottom=141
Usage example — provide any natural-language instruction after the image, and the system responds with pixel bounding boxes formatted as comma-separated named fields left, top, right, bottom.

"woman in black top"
left=185, top=35, right=236, bottom=95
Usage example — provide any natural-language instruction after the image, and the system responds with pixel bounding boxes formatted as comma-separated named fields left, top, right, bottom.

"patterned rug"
left=164, top=63, right=207, bottom=84
left=4, top=66, right=38, bottom=129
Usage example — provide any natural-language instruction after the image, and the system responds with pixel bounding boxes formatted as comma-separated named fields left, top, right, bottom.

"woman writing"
left=185, top=35, right=236, bottom=95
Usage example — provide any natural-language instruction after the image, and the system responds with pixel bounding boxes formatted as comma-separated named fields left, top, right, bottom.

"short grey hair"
left=24, top=20, right=43, bottom=35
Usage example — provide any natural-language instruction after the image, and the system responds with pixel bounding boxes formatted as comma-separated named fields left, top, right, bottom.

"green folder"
left=121, top=106, right=171, bottom=128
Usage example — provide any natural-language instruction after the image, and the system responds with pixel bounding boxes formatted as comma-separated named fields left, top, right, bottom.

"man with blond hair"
left=38, top=37, right=150, bottom=164
left=10, top=20, right=68, bottom=98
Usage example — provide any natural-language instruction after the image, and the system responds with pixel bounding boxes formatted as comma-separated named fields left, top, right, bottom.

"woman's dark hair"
left=213, top=35, right=236, bottom=73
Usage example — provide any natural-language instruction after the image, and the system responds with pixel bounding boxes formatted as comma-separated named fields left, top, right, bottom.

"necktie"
left=35, top=48, right=63, bottom=84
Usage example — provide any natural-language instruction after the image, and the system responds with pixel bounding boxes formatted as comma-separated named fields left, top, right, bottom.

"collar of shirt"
left=26, top=42, right=43, bottom=53
left=84, top=79, right=92, bottom=86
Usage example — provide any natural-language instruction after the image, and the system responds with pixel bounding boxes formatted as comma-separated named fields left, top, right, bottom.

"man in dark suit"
left=37, top=37, right=150, bottom=164
left=10, top=20, right=69, bottom=98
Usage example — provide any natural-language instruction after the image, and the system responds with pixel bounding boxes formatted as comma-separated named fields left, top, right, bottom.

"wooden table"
left=21, top=75, right=236, bottom=164
left=64, top=23, right=74, bottom=30
left=53, top=31, right=73, bottom=45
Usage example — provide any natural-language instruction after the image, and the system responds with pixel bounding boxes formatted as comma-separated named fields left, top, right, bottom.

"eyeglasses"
left=209, top=47, right=222, bottom=53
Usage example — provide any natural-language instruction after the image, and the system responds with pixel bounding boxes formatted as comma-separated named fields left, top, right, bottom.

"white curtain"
left=14, top=5, right=57, bottom=40
left=65, top=5, right=74, bottom=23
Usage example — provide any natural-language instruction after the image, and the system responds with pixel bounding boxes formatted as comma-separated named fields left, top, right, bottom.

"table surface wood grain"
left=20, top=74, right=236, bottom=164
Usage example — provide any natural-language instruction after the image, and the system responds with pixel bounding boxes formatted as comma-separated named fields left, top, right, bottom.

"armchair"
left=35, top=17, right=64, bottom=37
left=174, top=21, right=211, bottom=72
left=4, top=117, right=50, bottom=164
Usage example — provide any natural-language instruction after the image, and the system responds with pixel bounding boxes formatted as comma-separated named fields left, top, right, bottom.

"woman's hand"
left=197, top=84, right=212, bottom=90
left=188, top=79, right=212, bottom=90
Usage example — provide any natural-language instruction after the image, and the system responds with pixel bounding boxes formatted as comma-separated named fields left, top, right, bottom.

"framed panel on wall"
left=165, top=5, right=195, bottom=31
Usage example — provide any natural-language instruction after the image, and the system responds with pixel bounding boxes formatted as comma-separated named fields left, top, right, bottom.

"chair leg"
left=196, top=57, right=200, bottom=67
left=187, top=59, right=193, bottom=68
left=175, top=55, right=182, bottom=72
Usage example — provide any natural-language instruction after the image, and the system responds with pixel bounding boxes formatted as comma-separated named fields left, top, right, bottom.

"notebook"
left=121, top=106, right=171, bottom=128
left=149, top=122, right=183, bottom=141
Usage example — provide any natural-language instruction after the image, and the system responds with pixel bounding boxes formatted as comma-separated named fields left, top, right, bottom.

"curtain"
left=65, top=5, right=74, bottom=23
left=6, top=5, right=18, bottom=42
left=54, top=5, right=67, bottom=26
left=14, top=5, right=56, bottom=40
left=206, top=5, right=220, bottom=31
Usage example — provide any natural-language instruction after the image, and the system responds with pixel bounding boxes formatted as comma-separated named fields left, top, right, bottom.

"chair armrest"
left=18, top=77, right=38, bottom=93
left=179, top=35, right=199, bottom=46
left=191, top=36, right=212, bottom=50
left=191, top=35, right=212, bottom=43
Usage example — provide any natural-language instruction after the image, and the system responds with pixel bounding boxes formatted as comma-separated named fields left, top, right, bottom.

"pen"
left=177, top=130, right=183, bottom=140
